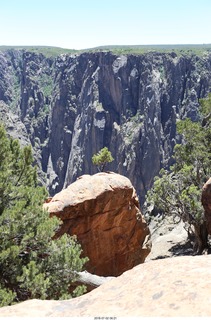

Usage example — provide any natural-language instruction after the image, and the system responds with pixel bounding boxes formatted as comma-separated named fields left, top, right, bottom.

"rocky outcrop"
left=44, top=172, right=151, bottom=276
left=0, top=101, right=29, bottom=147
left=1, top=255, right=211, bottom=317
left=146, top=219, right=189, bottom=260
left=1, top=49, right=211, bottom=203
left=201, top=177, right=211, bottom=234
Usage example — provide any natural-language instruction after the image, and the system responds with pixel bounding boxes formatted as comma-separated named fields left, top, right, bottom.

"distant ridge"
left=0, top=44, right=211, bottom=57
left=87, top=43, right=211, bottom=55
left=91, top=43, right=211, bottom=49
left=0, top=45, right=78, bottom=57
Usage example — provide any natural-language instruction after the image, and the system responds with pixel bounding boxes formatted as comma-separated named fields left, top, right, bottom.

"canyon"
left=1, top=48, right=211, bottom=204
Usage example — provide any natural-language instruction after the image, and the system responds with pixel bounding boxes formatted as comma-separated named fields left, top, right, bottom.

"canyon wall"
left=1, top=49, right=211, bottom=204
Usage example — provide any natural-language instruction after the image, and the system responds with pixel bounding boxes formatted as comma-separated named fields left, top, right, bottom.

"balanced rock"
left=1, top=255, right=211, bottom=317
left=201, top=177, right=211, bottom=234
left=43, top=172, right=151, bottom=276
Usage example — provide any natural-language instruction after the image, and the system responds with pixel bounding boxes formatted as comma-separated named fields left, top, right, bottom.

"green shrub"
left=145, top=94, right=211, bottom=254
left=0, top=124, right=88, bottom=306
left=92, top=147, right=114, bottom=172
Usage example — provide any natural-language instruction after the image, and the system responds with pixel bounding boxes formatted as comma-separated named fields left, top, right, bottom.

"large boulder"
left=201, top=177, right=211, bottom=234
left=1, top=255, right=211, bottom=317
left=43, top=172, right=151, bottom=276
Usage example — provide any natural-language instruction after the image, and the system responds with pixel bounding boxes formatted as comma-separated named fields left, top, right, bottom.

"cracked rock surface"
left=1, top=255, right=211, bottom=317
left=44, top=172, right=150, bottom=276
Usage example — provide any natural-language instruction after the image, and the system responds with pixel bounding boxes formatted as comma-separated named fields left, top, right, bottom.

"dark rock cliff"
left=1, top=49, right=211, bottom=204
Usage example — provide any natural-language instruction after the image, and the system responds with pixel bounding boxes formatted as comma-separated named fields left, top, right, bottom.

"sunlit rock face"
left=1, top=255, right=211, bottom=317
left=44, top=172, right=151, bottom=276
left=1, top=49, right=211, bottom=203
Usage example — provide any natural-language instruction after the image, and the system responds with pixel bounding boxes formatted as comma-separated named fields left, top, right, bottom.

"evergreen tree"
left=0, top=124, right=88, bottom=306
left=92, top=147, right=114, bottom=172
left=145, top=94, right=211, bottom=254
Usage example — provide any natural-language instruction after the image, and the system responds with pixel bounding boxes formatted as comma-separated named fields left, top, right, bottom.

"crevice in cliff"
left=1, top=49, right=211, bottom=202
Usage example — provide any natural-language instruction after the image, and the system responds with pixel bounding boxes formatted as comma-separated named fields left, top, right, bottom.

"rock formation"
left=0, top=100, right=29, bottom=147
left=1, top=49, right=211, bottom=203
left=1, top=255, right=211, bottom=317
left=44, top=172, right=150, bottom=276
left=201, top=177, right=211, bottom=234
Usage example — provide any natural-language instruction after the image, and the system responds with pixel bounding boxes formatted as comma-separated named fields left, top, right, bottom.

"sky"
left=0, top=0, right=210, bottom=50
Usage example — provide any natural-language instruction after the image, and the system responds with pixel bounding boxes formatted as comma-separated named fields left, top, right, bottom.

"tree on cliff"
left=0, top=124, right=88, bottom=307
left=145, top=94, right=211, bottom=254
left=92, top=147, right=114, bottom=172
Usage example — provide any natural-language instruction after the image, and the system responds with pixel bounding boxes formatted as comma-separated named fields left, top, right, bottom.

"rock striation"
left=44, top=172, right=150, bottom=276
left=1, top=49, right=211, bottom=202
left=1, top=255, right=211, bottom=317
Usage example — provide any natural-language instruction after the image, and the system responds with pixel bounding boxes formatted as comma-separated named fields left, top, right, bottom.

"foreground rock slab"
left=1, top=255, right=211, bottom=317
left=44, top=172, right=150, bottom=276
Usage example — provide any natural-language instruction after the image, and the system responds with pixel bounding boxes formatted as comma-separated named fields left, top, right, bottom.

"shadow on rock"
left=168, top=240, right=193, bottom=256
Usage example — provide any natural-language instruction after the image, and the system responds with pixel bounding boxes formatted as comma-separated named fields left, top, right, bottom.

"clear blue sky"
left=0, top=0, right=210, bottom=49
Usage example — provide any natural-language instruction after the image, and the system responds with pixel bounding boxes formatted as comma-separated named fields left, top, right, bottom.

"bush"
left=145, top=94, right=211, bottom=254
left=92, top=147, right=114, bottom=172
left=0, top=124, right=88, bottom=306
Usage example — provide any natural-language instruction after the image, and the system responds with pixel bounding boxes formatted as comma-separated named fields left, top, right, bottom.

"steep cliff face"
left=1, top=49, right=211, bottom=203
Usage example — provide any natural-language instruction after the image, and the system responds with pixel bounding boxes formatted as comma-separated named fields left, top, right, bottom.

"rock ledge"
left=1, top=255, right=211, bottom=317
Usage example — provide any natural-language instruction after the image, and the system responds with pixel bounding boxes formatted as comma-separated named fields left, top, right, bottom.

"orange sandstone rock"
left=1, top=255, right=211, bottom=317
left=43, top=172, right=150, bottom=276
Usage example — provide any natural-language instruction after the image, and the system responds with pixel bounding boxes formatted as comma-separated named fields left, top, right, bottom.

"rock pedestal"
left=44, top=172, right=150, bottom=276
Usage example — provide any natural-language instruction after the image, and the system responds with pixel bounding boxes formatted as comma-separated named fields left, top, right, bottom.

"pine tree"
left=92, top=147, right=114, bottom=172
left=145, top=94, right=211, bottom=254
left=0, top=124, right=88, bottom=306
